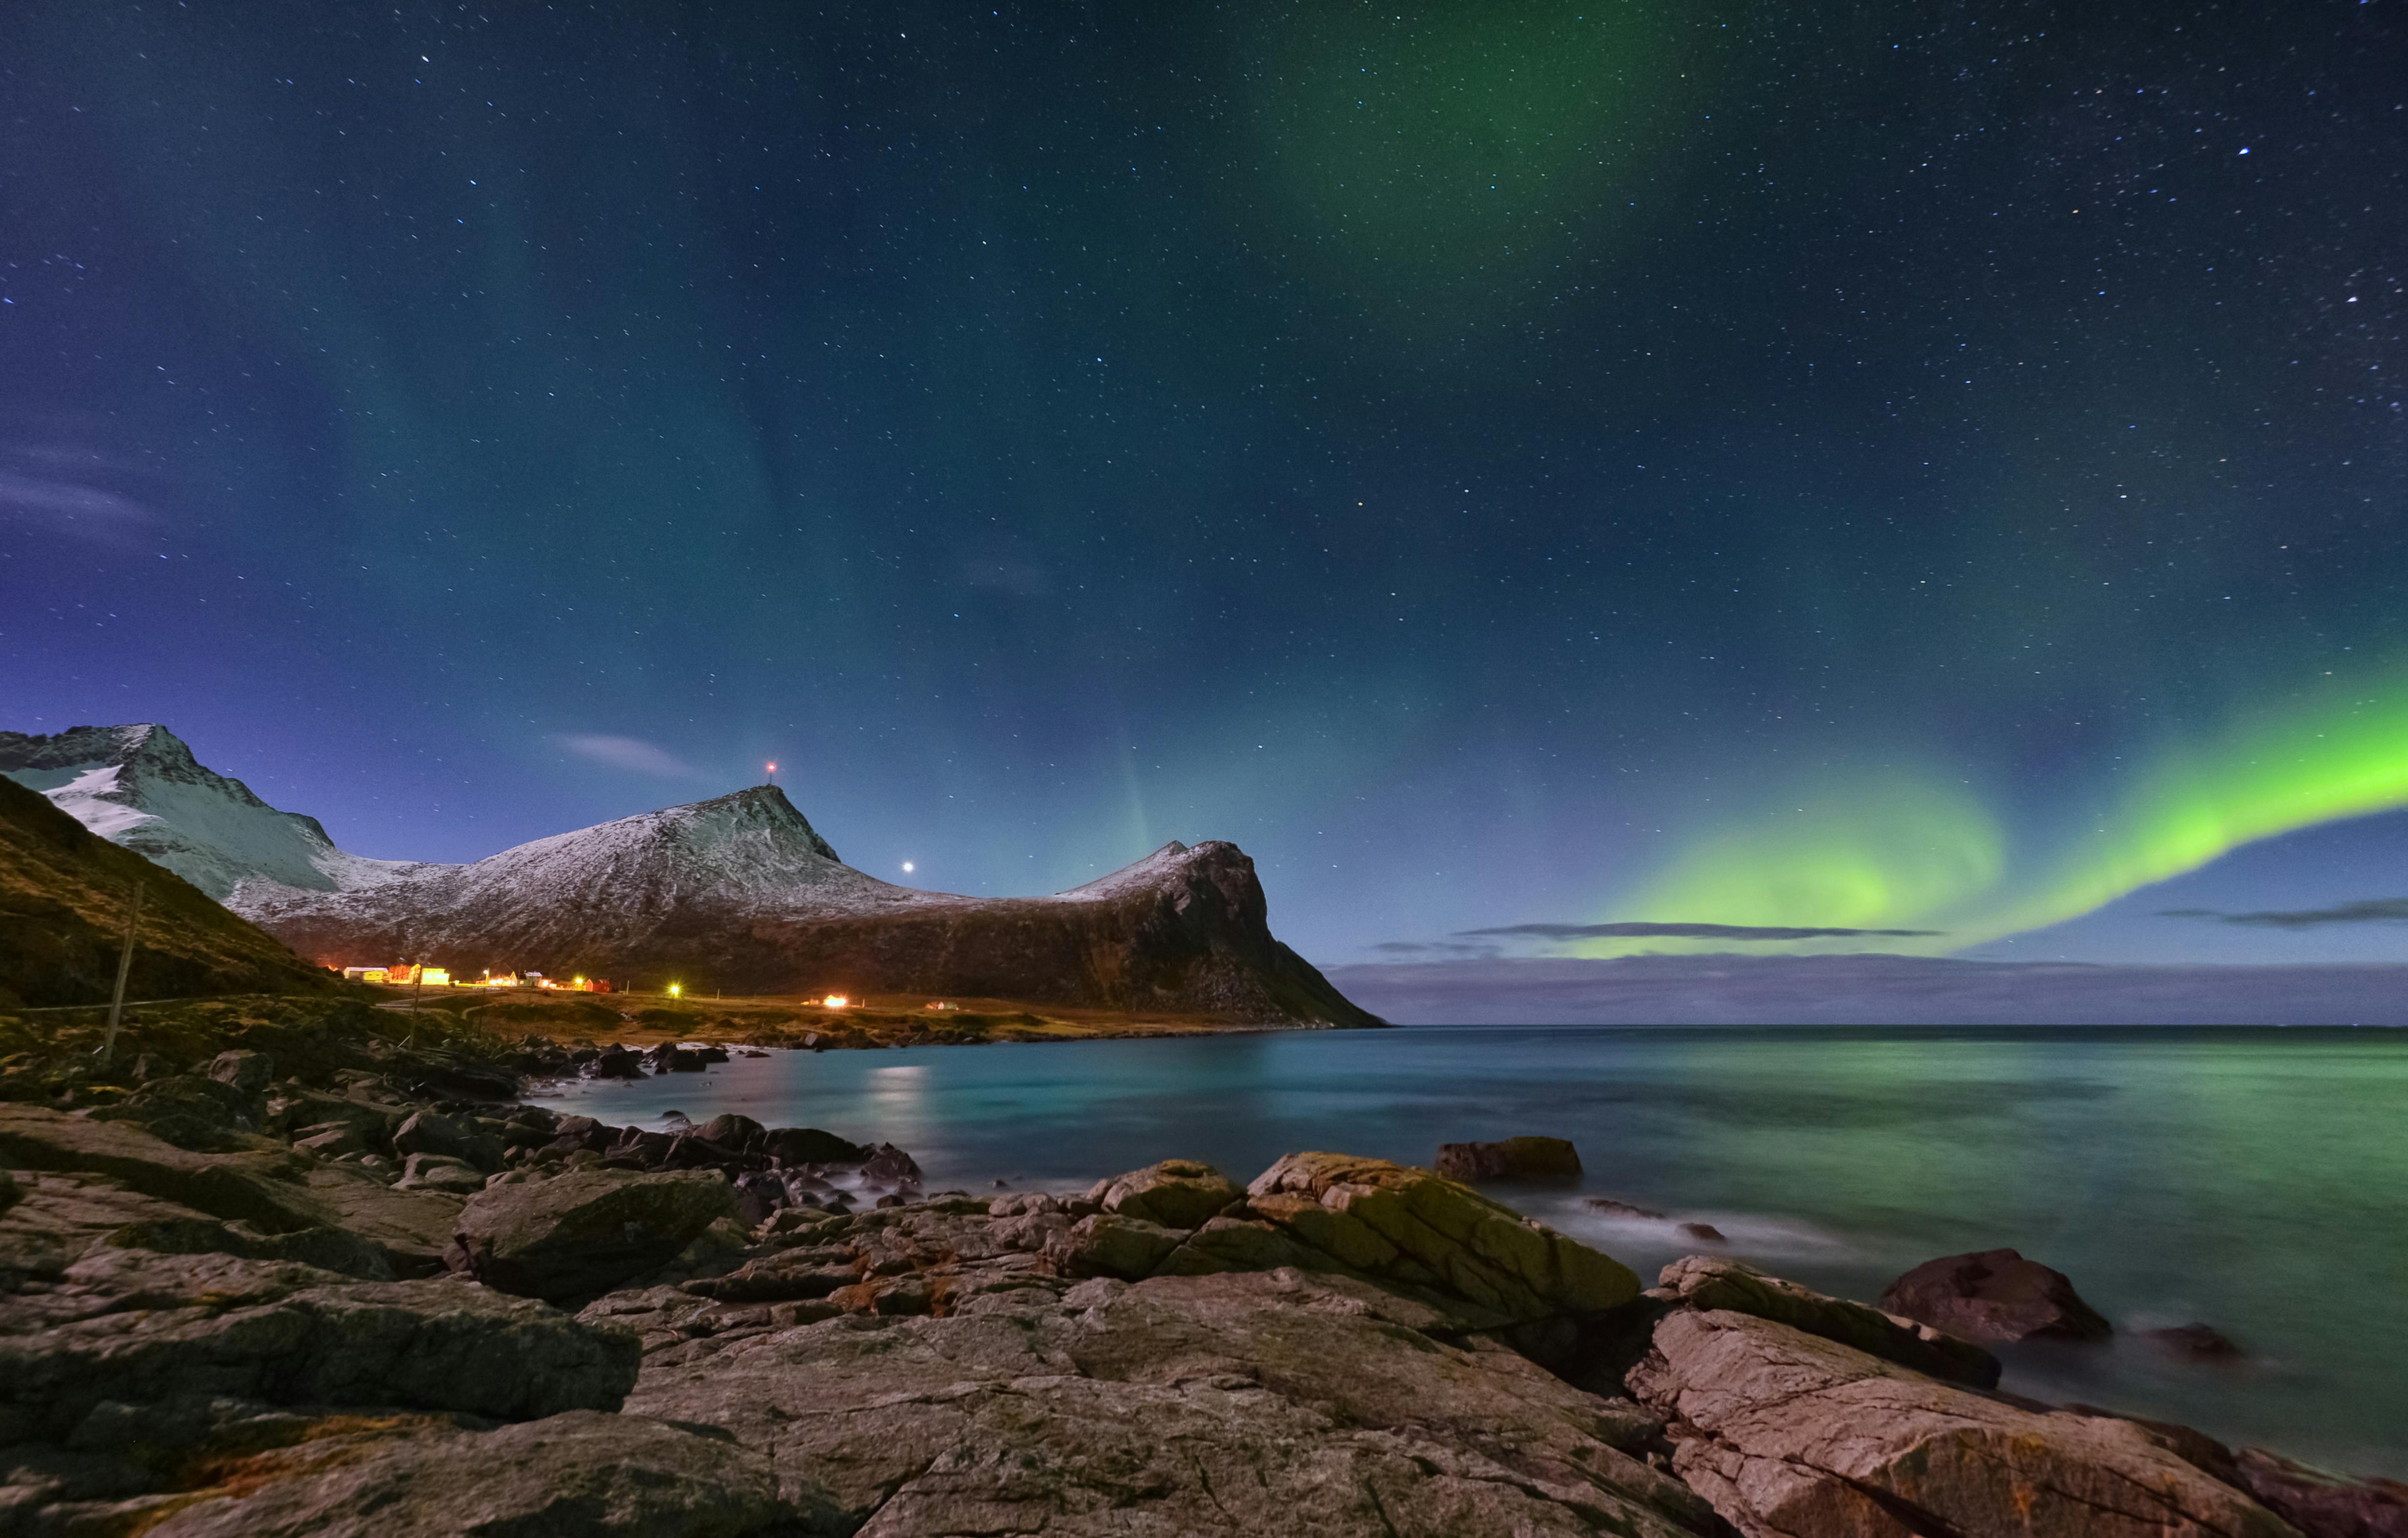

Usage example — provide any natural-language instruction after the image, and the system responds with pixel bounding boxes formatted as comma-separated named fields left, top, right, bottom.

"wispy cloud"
left=1457, top=920, right=1945, bottom=942
left=1369, top=940, right=1502, bottom=958
left=0, top=470, right=155, bottom=544
left=2161, top=899, right=2408, bottom=929
left=557, top=733, right=703, bottom=779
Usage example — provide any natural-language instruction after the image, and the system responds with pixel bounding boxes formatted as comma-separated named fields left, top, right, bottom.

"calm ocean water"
left=531, top=1025, right=2408, bottom=1476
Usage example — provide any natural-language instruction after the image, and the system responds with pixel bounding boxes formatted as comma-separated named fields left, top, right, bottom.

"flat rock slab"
left=138, top=1410, right=782, bottom=1538
left=0, top=1248, right=637, bottom=1440
left=1629, top=1308, right=2298, bottom=1538
left=1656, top=1255, right=2000, bottom=1388
left=623, top=1268, right=1711, bottom=1537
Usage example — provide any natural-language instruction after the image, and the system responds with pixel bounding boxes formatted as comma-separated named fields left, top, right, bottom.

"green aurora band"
left=1603, top=661, right=2408, bottom=954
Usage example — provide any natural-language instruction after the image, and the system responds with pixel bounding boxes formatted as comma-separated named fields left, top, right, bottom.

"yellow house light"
left=667, top=983, right=682, bottom=998
left=822, top=994, right=848, bottom=1008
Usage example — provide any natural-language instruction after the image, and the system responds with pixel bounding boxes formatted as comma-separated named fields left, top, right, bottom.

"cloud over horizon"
left=2161, top=898, right=2408, bottom=929
left=1323, top=954, right=2408, bottom=1026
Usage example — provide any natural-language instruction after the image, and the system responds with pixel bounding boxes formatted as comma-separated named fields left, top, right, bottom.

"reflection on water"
left=532, top=1025, right=2408, bottom=1475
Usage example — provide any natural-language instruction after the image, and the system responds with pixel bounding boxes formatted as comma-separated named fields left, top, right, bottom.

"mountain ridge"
left=5, top=725, right=1377, bottom=1025
left=0, top=724, right=424, bottom=900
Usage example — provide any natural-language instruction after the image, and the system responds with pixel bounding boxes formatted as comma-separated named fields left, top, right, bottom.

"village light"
left=822, top=994, right=848, bottom=1008
left=667, top=983, right=682, bottom=998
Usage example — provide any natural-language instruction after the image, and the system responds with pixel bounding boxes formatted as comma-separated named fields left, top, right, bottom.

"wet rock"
left=1878, top=1247, right=2114, bottom=1343
left=760, top=1126, right=867, bottom=1166
left=694, top=1112, right=764, bottom=1150
left=581, top=1046, right=644, bottom=1080
left=135, top=1410, right=787, bottom=1538
left=1677, top=1222, right=1726, bottom=1243
left=85, top=1074, right=265, bottom=1153
left=1655, top=1255, right=2000, bottom=1389
left=1091, top=1157, right=1243, bottom=1230
left=2233, top=1446, right=2408, bottom=1538
left=858, top=1142, right=924, bottom=1187
left=1627, top=1307, right=2291, bottom=1538
left=1435, top=1136, right=1583, bottom=1182
left=450, top=1168, right=740, bottom=1302
left=1584, top=1196, right=1667, bottom=1219
left=2142, top=1322, right=2245, bottom=1359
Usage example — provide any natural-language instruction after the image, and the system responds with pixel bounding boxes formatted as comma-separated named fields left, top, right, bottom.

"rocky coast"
left=0, top=998, right=2400, bottom=1537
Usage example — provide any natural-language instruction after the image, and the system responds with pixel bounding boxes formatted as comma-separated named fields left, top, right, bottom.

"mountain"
left=238, top=786, right=1376, bottom=1025
left=7, top=725, right=1375, bottom=1025
left=0, top=774, right=335, bottom=1007
left=0, top=725, right=421, bottom=900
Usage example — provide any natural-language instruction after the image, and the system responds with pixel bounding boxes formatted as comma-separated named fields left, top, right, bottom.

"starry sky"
left=3, top=1, right=2405, bottom=974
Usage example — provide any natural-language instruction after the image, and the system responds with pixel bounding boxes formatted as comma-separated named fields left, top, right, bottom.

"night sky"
left=4, top=2, right=2405, bottom=972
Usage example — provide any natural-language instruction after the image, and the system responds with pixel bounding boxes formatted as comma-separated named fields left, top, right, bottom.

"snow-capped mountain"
left=3, top=722, right=1377, bottom=1024
left=0, top=724, right=423, bottom=901
left=233, top=785, right=942, bottom=948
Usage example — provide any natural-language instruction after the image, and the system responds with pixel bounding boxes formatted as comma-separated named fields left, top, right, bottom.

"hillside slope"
left=0, top=724, right=422, bottom=900
left=0, top=775, right=335, bottom=1007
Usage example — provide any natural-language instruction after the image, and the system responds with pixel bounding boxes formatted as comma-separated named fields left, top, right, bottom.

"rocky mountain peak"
left=0, top=721, right=414, bottom=901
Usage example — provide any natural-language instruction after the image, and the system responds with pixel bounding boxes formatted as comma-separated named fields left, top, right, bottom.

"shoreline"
left=0, top=990, right=2399, bottom=1532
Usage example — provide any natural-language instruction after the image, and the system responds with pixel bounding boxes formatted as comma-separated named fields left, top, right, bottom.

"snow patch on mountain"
left=0, top=723, right=423, bottom=900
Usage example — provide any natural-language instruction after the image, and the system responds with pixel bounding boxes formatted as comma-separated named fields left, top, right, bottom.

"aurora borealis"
left=4, top=2, right=2405, bottom=974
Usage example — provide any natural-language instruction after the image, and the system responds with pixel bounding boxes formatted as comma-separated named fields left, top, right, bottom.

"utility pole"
left=99, top=880, right=144, bottom=1065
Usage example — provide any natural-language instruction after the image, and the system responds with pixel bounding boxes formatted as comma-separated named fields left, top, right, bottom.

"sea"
left=529, top=1024, right=2408, bottom=1478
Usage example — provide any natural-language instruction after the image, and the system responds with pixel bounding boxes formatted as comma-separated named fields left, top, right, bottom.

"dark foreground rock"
left=1628, top=1306, right=2295, bottom=1538
left=450, top=1168, right=741, bottom=1302
left=135, top=1410, right=782, bottom=1538
left=1879, top=1245, right=2115, bottom=1343
left=0, top=1110, right=2386, bottom=1538
left=1435, top=1135, right=1584, bottom=1182
left=2235, top=1447, right=2408, bottom=1538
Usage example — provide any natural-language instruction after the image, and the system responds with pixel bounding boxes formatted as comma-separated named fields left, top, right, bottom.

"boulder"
left=1049, top=1213, right=1188, bottom=1280
left=1091, top=1158, right=1243, bottom=1230
left=694, top=1112, right=765, bottom=1150
left=1435, top=1136, right=1583, bottom=1182
left=2233, top=1447, right=2408, bottom=1538
left=2142, top=1322, right=2244, bottom=1359
left=392, top=1110, right=506, bottom=1173
left=0, top=1248, right=638, bottom=1442
left=1656, top=1255, right=1999, bottom=1388
left=206, top=1049, right=276, bottom=1095
left=395, top=1153, right=488, bottom=1195
left=134, top=1410, right=786, bottom=1538
left=1237, top=1152, right=1640, bottom=1327
left=1626, top=1307, right=2294, bottom=1538
left=450, top=1168, right=740, bottom=1302
left=1878, top=1247, right=2113, bottom=1343
left=760, top=1126, right=867, bottom=1166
